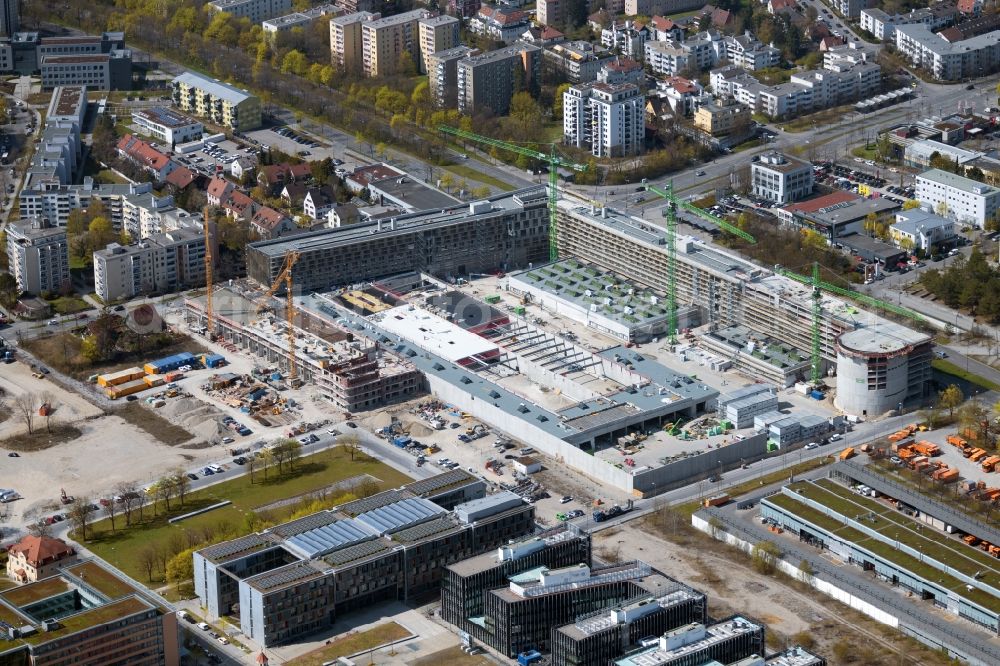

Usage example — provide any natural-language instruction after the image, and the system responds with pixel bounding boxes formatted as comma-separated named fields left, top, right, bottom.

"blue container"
left=518, top=651, right=542, bottom=666
left=810, top=390, right=825, bottom=400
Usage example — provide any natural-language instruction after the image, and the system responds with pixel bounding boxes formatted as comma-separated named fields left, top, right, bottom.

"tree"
left=138, top=546, right=158, bottom=582
left=156, top=475, right=176, bottom=512
left=115, top=482, right=141, bottom=526
left=751, top=540, right=780, bottom=575
left=472, top=185, right=491, bottom=199
left=553, top=82, right=571, bottom=119
left=938, top=384, right=964, bottom=420
left=165, top=547, right=195, bottom=587
left=285, top=439, right=302, bottom=471
left=902, top=199, right=921, bottom=210
left=260, top=448, right=274, bottom=481
left=280, top=49, right=308, bottom=76
left=935, top=201, right=949, bottom=217
left=38, top=391, right=53, bottom=433
left=247, top=454, right=257, bottom=484
left=68, top=496, right=93, bottom=541
left=343, top=435, right=361, bottom=460
left=88, top=216, right=114, bottom=251
left=102, top=497, right=119, bottom=532
left=173, top=471, right=191, bottom=506
left=12, top=393, right=36, bottom=435
left=797, top=558, right=814, bottom=582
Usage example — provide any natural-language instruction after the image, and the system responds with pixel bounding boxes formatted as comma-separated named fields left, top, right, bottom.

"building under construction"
left=184, top=287, right=422, bottom=412
left=241, top=186, right=932, bottom=417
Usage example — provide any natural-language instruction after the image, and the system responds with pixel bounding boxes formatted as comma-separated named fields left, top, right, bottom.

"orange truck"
left=934, top=468, right=959, bottom=482
left=703, top=494, right=731, bottom=508
left=839, top=447, right=856, bottom=461
left=984, top=456, right=1000, bottom=473
left=888, top=430, right=911, bottom=443
left=912, top=441, right=941, bottom=457
left=964, top=534, right=980, bottom=546
left=970, top=448, right=989, bottom=463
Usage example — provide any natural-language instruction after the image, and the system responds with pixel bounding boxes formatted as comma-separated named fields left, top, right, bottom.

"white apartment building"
left=122, top=193, right=177, bottom=240
left=891, top=208, right=956, bottom=251
left=600, top=21, right=648, bottom=60
left=131, top=107, right=203, bottom=146
left=751, top=152, right=814, bottom=204
left=644, top=31, right=778, bottom=76
left=563, top=82, right=645, bottom=157
left=207, top=0, right=291, bottom=23
left=915, top=168, right=1000, bottom=228
left=827, top=0, right=870, bottom=19
left=263, top=4, right=340, bottom=40
left=93, top=228, right=207, bottom=303
left=19, top=179, right=151, bottom=230
left=859, top=7, right=950, bottom=41
left=895, top=24, right=1000, bottom=81
left=6, top=219, right=70, bottom=295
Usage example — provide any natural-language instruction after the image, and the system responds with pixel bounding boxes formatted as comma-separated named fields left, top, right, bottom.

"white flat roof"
left=375, top=305, right=498, bottom=363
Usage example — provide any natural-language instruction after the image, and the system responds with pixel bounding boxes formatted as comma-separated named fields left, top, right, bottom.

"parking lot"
left=173, top=137, right=258, bottom=179
left=243, top=124, right=361, bottom=170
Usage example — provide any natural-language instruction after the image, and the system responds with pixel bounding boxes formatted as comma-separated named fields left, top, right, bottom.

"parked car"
left=187, top=473, right=198, bottom=481
left=560, top=496, right=573, bottom=504
left=197, top=622, right=210, bottom=631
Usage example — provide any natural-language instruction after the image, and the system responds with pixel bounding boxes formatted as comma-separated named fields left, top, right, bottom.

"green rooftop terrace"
left=18, top=596, right=153, bottom=646
left=515, top=260, right=671, bottom=326
left=64, top=561, right=138, bottom=600
left=0, top=578, right=70, bottom=608
left=785, top=479, right=1000, bottom=586
left=766, top=490, right=1000, bottom=614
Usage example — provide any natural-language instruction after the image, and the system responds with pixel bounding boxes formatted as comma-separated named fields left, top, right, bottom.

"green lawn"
left=80, top=446, right=412, bottom=584
left=932, top=358, right=1000, bottom=392
left=444, top=164, right=515, bottom=192
left=69, top=255, right=92, bottom=271
left=47, top=295, right=89, bottom=314
left=288, top=622, right=410, bottom=666
left=852, top=145, right=878, bottom=160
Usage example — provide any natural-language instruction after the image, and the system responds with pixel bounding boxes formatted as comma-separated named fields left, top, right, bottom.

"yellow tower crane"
left=256, top=250, right=302, bottom=384
left=202, top=206, right=215, bottom=340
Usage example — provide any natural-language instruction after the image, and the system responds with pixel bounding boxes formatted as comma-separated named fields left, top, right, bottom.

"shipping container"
left=106, top=378, right=150, bottom=399
left=144, top=374, right=165, bottom=388
left=97, top=366, right=145, bottom=387
left=703, top=494, right=731, bottom=508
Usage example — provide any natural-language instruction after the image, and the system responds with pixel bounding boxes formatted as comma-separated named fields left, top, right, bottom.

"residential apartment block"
left=132, top=107, right=204, bottom=146
left=263, top=4, right=341, bottom=41
left=860, top=6, right=955, bottom=41
left=709, top=53, right=880, bottom=119
left=563, top=81, right=645, bottom=157
left=915, top=168, right=1000, bottom=227
left=19, top=178, right=152, bottom=230
left=170, top=71, right=261, bottom=131
left=693, top=98, right=751, bottom=136
left=25, top=85, right=86, bottom=189
left=625, top=0, right=703, bottom=15
left=644, top=31, right=779, bottom=77
left=826, top=0, right=871, bottom=18
left=361, top=9, right=433, bottom=77
left=193, top=473, right=532, bottom=647
left=751, top=152, right=814, bottom=204
left=39, top=49, right=131, bottom=90
left=94, top=228, right=207, bottom=303
left=418, top=15, right=459, bottom=74
left=895, top=23, right=1000, bottom=80
left=470, top=5, right=529, bottom=44
left=0, top=560, right=179, bottom=665
left=458, top=44, right=540, bottom=115
left=207, top=0, right=291, bottom=23
left=330, top=11, right=379, bottom=73
left=5, top=218, right=69, bottom=295
left=544, top=40, right=616, bottom=83
left=601, top=21, right=649, bottom=61
left=116, top=133, right=177, bottom=182
left=427, top=45, right=477, bottom=107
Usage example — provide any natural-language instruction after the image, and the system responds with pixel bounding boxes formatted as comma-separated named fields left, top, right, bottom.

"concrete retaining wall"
left=632, top=433, right=769, bottom=494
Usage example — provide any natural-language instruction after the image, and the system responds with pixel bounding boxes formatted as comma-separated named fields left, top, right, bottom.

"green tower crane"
left=777, top=263, right=926, bottom=386
left=437, top=125, right=587, bottom=261
left=644, top=183, right=757, bottom=344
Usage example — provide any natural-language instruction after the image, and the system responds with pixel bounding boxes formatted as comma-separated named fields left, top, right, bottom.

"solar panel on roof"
left=200, top=533, right=272, bottom=561
left=392, top=515, right=459, bottom=543
left=269, top=511, right=338, bottom=538
left=249, top=562, right=323, bottom=592
left=355, top=497, right=446, bottom=535
left=284, top=519, right=377, bottom=559
left=323, top=539, right=392, bottom=567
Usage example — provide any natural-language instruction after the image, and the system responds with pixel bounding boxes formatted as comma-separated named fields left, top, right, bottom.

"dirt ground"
left=594, top=514, right=958, bottom=666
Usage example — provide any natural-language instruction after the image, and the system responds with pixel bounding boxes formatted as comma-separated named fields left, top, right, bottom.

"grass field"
left=932, top=358, right=1000, bottom=392
left=79, top=446, right=412, bottom=583
left=445, top=164, right=514, bottom=192
left=288, top=622, right=411, bottom=666
left=782, top=105, right=854, bottom=133
left=47, top=296, right=90, bottom=314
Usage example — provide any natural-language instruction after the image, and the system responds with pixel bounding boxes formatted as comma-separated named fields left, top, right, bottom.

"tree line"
left=920, top=246, right=1000, bottom=322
